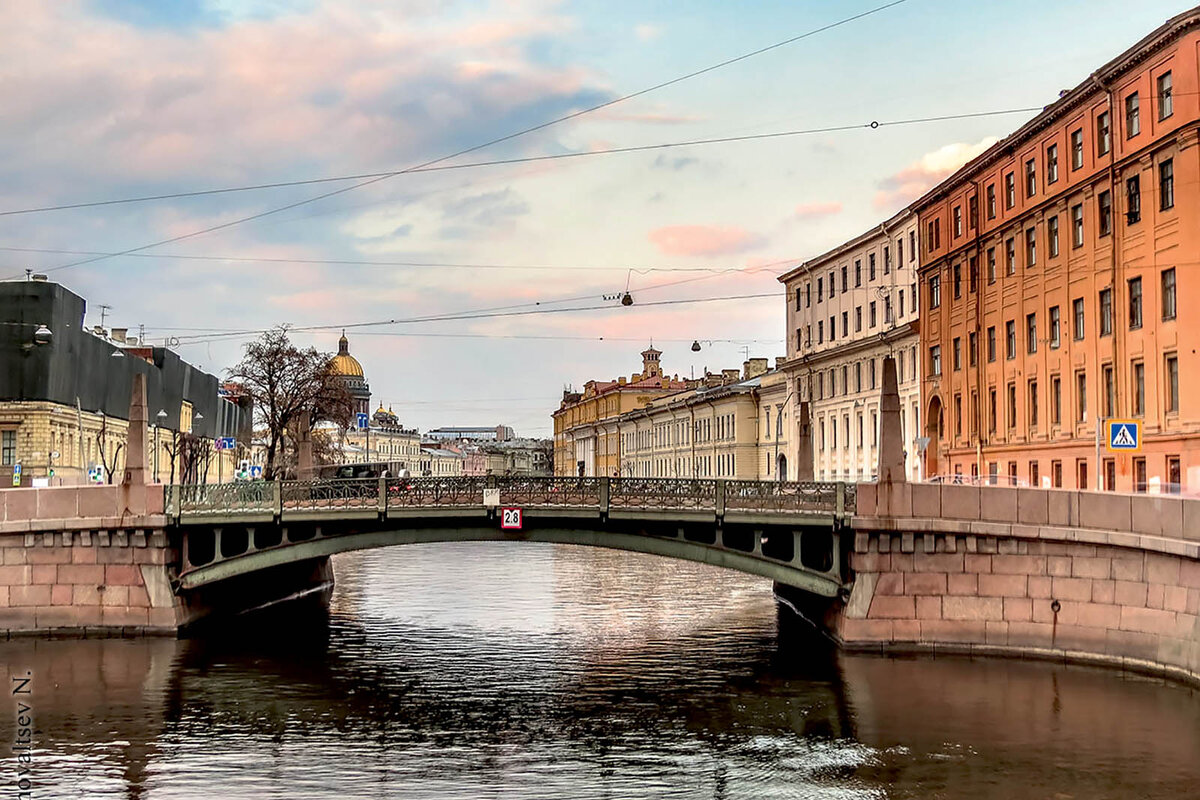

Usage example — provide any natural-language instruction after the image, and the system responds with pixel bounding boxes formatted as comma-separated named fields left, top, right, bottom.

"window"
left=1048, top=215, right=1060, bottom=257
left=1029, top=379, right=1039, bottom=428
left=930, top=345, right=942, bottom=377
left=1168, top=456, right=1182, bottom=493
left=1071, top=128, right=1084, bottom=169
left=1134, top=457, right=1148, bottom=493
left=1071, top=203, right=1084, bottom=247
left=899, top=290, right=905, bottom=317
left=855, top=362, right=862, bottom=392
left=929, top=275, right=941, bottom=309
left=1073, top=298, right=1085, bottom=340
left=1157, top=71, right=1173, bottom=120
left=1128, top=276, right=1142, bottom=329
left=1105, top=458, right=1116, bottom=493
left=1005, top=238, right=1016, bottom=275
left=954, top=205, right=963, bottom=237
left=1025, top=158, right=1036, bottom=197
left=1027, top=312, right=1037, bottom=354
left=855, top=261, right=862, bottom=287
left=1076, top=370, right=1088, bottom=423
left=989, top=388, right=997, bottom=432
left=796, top=328, right=803, bottom=350
left=968, top=196, right=978, bottom=229
left=1049, top=305, right=1060, bottom=348
left=969, top=256, right=978, bottom=293
left=909, top=230, right=916, bottom=259
left=953, top=337, right=962, bottom=371
left=1160, top=159, right=1174, bottom=210
left=855, top=306, right=862, bottom=332
left=897, top=238, right=904, bottom=265
left=1052, top=459, right=1063, bottom=488
left=986, top=184, right=996, bottom=219
left=869, top=302, right=877, bottom=328
left=842, top=366, right=848, bottom=396
left=842, top=311, right=849, bottom=338
left=969, top=331, right=978, bottom=366
left=1099, top=287, right=1112, bottom=336
left=0, top=430, right=14, bottom=466
left=1098, top=190, right=1112, bottom=236
left=1103, top=364, right=1115, bottom=418
left=884, top=296, right=893, bottom=325
left=816, top=277, right=823, bottom=300
left=1005, top=172, right=1016, bottom=208
left=1126, top=175, right=1141, bottom=224
left=1005, top=320, right=1016, bottom=360
left=869, top=253, right=876, bottom=281
left=1132, top=361, right=1145, bottom=416
left=1165, top=353, right=1179, bottom=413
left=1031, top=461, right=1040, bottom=488
left=1162, top=267, right=1176, bottom=320
left=817, top=321, right=823, bottom=344
left=987, top=326, right=997, bottom=362
left=795, top=287, right=803, bottom=310
left=829, top=271, right=835, bottom=295
left=954, top=395, right=962, bottom=437
left=953, top=263, right=962, bottom=298
left=1096, top=111, right=1111, bottom=156
left=987, top=247, right=997, bottom=284
left=1126, top=92, right=1140, bottom=137
left=805, top=283, right=812, bottom=307
left=841, top=265, right=848, bottom=293
left=1047, top=143, right=1059, bottom=183
left=1051, top=375, right=1062, bottom=425
left=870, top=358, right=877, bottom=389
left=1006, top=383, right=1017, bottom=429
left=1025, top=227, right=1037, bottom=267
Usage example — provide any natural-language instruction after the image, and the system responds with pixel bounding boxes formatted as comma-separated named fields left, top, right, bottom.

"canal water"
left=3, top=542, right=1199, bottom=798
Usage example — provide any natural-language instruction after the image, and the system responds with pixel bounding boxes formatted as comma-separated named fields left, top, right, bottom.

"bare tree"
left=96, top=414, right=124, bottom=485
left=162, top=430, right=183, bottom=486
left=227, top=327, right=353, bottom=479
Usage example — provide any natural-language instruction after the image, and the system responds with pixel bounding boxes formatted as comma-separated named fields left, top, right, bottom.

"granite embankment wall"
left=840, top=482, right=1200, bottom=685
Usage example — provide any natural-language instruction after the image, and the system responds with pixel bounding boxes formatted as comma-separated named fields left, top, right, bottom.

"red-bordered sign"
left=500, top=507, right=523, bottom=530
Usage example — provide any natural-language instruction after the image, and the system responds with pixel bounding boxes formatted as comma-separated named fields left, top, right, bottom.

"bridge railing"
left=170, top=476, right=853, bottom=519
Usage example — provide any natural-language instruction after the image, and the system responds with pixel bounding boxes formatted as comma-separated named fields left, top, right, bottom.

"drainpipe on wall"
left=1093, top=73, right=1120, bottom=491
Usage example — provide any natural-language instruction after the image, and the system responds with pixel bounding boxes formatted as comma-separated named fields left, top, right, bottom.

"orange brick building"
left=915, top=9, right=1200, bottom=492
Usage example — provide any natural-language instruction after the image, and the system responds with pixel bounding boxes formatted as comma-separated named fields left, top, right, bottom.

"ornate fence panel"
left=498, top=477, right=602, bottom=507
left=386, top=476, right=489, bottom=508
left=281, top=478, right=379, bottom=511
left=608, top=478, right=717, bottom=511
left=174, top=482, right=273, bottom=517
left=723, top=481, right=840, bottom=514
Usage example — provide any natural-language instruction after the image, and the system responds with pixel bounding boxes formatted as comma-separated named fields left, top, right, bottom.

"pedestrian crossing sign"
left=1106, top=419, right=1141, bottom=452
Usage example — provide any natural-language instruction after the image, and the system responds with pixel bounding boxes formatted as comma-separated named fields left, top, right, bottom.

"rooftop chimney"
left=111, top=328, right=128, bottom=343
left=743, top=358, right=769, bottom=380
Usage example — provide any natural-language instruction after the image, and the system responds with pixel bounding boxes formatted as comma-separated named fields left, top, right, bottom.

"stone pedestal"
left=296, top=411, right=314, bottom=480
left=796, top=401, right=814, bottom=482
left=876, top=355, right=905, bottom=514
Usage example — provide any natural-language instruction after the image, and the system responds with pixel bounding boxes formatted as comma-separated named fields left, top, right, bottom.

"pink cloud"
left=873, top=137, right=999, bottom=210
left=647, top=225, right=765, bottom=258
left=793, top=202, right=842, bottom=220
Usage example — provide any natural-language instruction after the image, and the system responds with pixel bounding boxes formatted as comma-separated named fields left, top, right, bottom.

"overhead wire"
left=8, top=0, right=908, bottom=281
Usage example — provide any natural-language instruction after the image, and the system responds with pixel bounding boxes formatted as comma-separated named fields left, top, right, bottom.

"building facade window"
left=1006, top=320, right=1016, bottom=360
left=1160, top=159, right=1174, bottom=210
left=1158, top=71, right=1173, bottom=120
left=855, top=306, right=862, bottom=332
left=989, top=388, right=997, bottom=432
left=1133, top=361, right=1145, bottom=416
left=1049, top=305, right=1060, bottom=348
left=953, top=337, right=962, bottom=371
left=1072, top=203, right=1084, bottom=247
left=1126, top=175, right=1141, bottom=223
left=1096, top=110, right=1111, bottom=155
left=1162, top=267, right=1176, bottom=320
left=1007, top=383, right=1017, bottom=429
left=1076, top=371, right=1088, bottom=423
left=1165, top=354, right=1179, bottom=414
left=1071, top=128, right=1084, bottom=169
left=986, top=184, right=996, bottom=219
left=870, top=254, right=877, bottom=281
left=1005, top=172, right=1016, bottom=208
left=1005, top=238, right=1016, bottom=275
left=1048, top=215, right=1059, bottom=257
left=1098, top=190, right=1112, bottom=236
left=969, top=256, right=978, bottom=293
left=1051, top=375, right=1061, bottom=426
left=1073, top=297, right=1085, bottom=339
left=930, top=345, right=942, bottom=377
left=841, top=265, right=848, bottom=292
left=953, top=263, right=962, bottom=298
left=987, top=326, right=997, bottom=362
left=1047, top=143, right=1059, bottom=183
left=1100, top=287, right=1113, bottom=336
left=1103, top=364, right=1115, bottom=418
left=1027, top=312, right=1037, bottom=354
left=854, top=261, right=862, bottom=287
left=929, top=275, right=940, bottom=309
left=1025, top=227, right=1037, bottom=266
left=1025, top=158, right=1036, bottom=197
left=953, top=205, right=963, bottom=237
left=869, top=302, right=877, bottom=328
left=987, top=247, right=997, bottom=284
left=1126, top=92, right=1140, bottom=137
left=1129, top=276, right=1142, bottom=329
left=969, top=331, right=978, bottom=366
left=1, top=430, right=14, bottom=466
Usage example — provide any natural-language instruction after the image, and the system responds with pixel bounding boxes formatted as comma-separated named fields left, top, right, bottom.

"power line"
left=7, top=1, right=908, bottom=280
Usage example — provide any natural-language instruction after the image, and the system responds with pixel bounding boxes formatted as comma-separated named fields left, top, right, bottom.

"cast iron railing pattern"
left=172, top=476, right=852, bottom=519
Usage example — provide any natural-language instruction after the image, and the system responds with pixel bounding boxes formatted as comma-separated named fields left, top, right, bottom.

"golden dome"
left=331, top=333, right=364, bottom=378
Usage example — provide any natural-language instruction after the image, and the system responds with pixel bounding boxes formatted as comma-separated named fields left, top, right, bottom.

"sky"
left=1, top=0, right=1194, bottom=436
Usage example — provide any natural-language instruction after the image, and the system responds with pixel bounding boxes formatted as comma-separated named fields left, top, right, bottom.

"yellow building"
left=553, top=346, right=694, bottom=477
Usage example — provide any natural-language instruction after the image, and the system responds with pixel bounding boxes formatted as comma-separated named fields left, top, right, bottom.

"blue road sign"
left=1107, top=419, right=1141, bottom=452
left=249, top=465, right=263, bottom=479
left=356, top=412, right=369, bottom=429
left=216, top=436, right=235, bottom=450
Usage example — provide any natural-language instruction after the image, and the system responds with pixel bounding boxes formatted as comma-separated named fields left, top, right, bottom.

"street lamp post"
left=154, top=409, right=167, bottom=483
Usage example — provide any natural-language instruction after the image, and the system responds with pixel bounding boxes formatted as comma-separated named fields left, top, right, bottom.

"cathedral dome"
left=331, top=332, right=364, bottom=378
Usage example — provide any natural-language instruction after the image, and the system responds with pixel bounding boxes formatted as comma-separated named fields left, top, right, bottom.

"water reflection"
left=1, top=542, right=1198, bottom=799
